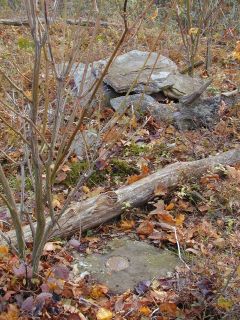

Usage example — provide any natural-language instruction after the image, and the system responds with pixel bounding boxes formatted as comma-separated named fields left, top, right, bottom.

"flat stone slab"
left=72, top=238, right=178, bottom=293
left=104, top=50, right=178, bottom=94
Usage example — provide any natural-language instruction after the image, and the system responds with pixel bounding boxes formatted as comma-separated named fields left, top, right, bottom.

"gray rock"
left=162, top=74, right=206, bottom=99
left=174, top=96, right=221, bottom=130
left=72, top=60, right=121, bottom=108
left=72, top=130, right=98, bottom=158
left=104, top=50, right=178, bottom=94
left=110, top=94, right=175, bottom=123
left=73, top=59, right=107, bottom=95
left=72, top=238, right=178, bottom=293
left=110, top=93, right=223, bottom=130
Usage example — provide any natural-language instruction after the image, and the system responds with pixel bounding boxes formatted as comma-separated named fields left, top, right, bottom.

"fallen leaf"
left=0, top=304, right=19, bottom=320
left=119, top=220, right=135, bottom=230
left=0, top=245, right=9, bottom=256
left=55, top=171, right=67, bottom=183
left=137, top=221, right=154, bottom=236
left=140, top=164, right=149, bottom=175
left=135, top=280, right=151, bottom=295
left=189, top=27, right=199, bottom=35
left=127, top=174, right=144, bottom=184
left=127, top=164, right=149, bottom=184
left=82, top=185, right=90, bottom=193
left=139, top=305, right=151, bottom=316
left=160, top=302, right=177, bottom=317
left=62, top=164, right=71, bottom=172
left=175, top=214, right=185, bottom=226
left=90, top=284, right=108, bottom=299
left=52, top=196, right=61, bottom=209
left=53, top=265, right=70, bottom=280
left=217, top=296, right=233, bottom=310
left=44, top=241, right=62, bottom=252
left=96, top=308, right=113, bottom=320
left=157, top=212, right=175, bottom=225
left=165, top=203, right=174, bottom=211
left=150, top=8, right=158, bottom=21
left=154, top=185, right=168, bottom=196
left=69, top=239, right=81, bottom=250
left=13, top=262, right=33, bottom=279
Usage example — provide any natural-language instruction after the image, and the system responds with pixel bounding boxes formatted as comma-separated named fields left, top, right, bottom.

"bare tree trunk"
left=1, top=148, right=239, bottom=245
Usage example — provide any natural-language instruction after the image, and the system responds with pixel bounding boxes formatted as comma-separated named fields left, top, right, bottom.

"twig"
left=0, top=67, right=32, bottom=102
left=173, top=226, right=191, bottom=271
left=0, top=229, right=19, bottom=255
left=0, top=149, right=17, bottom=164
left=0, top=114, right=30, bottom=146
left=0, top=101, right=50, bottom=149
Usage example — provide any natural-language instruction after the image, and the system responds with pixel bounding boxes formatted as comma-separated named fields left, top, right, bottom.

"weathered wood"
left=1, top=148, right=240, bottom=245
left=0, top=18, right=117, bottom=28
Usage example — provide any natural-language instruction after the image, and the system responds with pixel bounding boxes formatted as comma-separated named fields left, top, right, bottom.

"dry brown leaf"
left=0, top=245, right=9, bottom=256
left=0, top=304, right=19, bottom=320
left=160, top=302, right=178, bottom=317
left=139, top=305, right=151, bottom=316
left=157, top=212, right=176, bottom=225
left=119, top=220, right=135, bottom=230
left=175, top=214, right=185, bottom=226
left=127, top=174, right=143, bottom=184
left=90, top=284, right=108, bottom=299
left=165, top=203, right=174, bottom=211
left=137, top=221, right=154, bottom=236
left=154, top=185, right=168, bottom=196
left=96, top=308, right=113, bottom=320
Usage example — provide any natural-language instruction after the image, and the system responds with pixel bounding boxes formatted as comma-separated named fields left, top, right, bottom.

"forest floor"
left=0, top=11, right=240, bottom=320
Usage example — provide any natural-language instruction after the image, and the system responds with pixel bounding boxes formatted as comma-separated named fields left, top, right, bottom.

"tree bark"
left=0, top=18, right=117, bottom=28
left=1, top=148, right=240, bottom=245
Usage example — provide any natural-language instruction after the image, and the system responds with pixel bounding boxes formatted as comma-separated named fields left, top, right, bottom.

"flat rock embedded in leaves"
left=104, top=50, right=178, bottom=94
left=72, top=238, right=178, bottom=293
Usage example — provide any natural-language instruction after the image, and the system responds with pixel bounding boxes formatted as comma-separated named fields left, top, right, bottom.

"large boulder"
left=104, top=50, right=178, bottom=94
left=104, top=50, right=205, bottom=100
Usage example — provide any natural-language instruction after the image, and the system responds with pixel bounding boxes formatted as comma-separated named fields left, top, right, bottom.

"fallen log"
left=0, top=18, right=117, bottom=28
left=1, top=148, right=240, bottom=245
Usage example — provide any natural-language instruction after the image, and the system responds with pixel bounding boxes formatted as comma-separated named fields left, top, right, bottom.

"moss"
left=110, top=159, right=139, bottom=177
left=65, top=161, right=107, bottom=188
left=65, top=158, right=139, bottom=188
left=150, top=142, right=170, bottom=157
left=66, top=161, right=88, bottom=186
left=124, top=143, right=149, bottom=156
